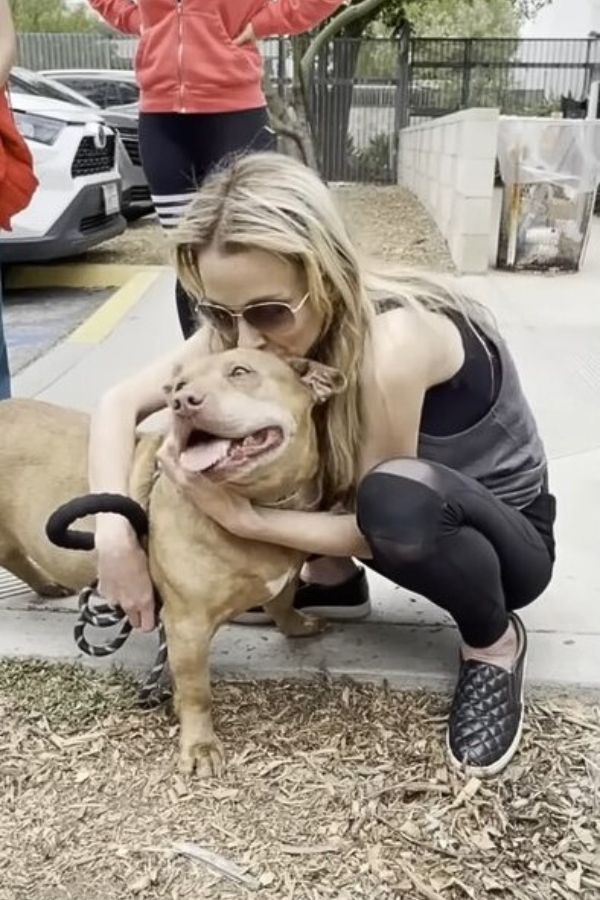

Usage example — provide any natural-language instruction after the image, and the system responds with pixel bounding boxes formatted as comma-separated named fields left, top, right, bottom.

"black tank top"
left=420, top=313, right=501, bottom=437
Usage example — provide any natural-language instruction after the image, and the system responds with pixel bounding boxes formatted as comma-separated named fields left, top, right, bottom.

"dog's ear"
left=287, top=358, right=347, bottom=404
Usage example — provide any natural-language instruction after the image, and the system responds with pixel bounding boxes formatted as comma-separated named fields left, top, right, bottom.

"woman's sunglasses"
left=196, top=292, right=309, bottom=337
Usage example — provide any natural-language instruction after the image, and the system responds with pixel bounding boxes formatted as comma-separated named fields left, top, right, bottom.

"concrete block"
left=450, top=233, right=490, bottom=274
left=427, top=179, right=440, bottom=212
left=445, top=123, right=459, bottom=156
left=454, top=196, right=493, bottom=236
left=459, top=119, right=499, bottom=160
left=439, top=187, right=455, bottom=237
left=456, top=157, right=495, bottom=197
left=428, top=151, right=439, bottom=178
left=440, top=153, right=454, bottom=186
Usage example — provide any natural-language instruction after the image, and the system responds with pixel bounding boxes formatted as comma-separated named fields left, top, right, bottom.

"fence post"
left=277, top=37, right=286, bottom=98
left=394, top=25, right=411, bottom=132
left=393, top=27, right=411, bottom=184
left=461, top=38, right=473, bottom=109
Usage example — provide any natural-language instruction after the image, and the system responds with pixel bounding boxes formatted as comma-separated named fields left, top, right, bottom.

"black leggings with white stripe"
left=138, top=108, right=276, bottom=337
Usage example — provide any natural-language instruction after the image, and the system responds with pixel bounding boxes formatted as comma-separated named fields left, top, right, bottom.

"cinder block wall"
left=398, top=109, right=500, bottom=274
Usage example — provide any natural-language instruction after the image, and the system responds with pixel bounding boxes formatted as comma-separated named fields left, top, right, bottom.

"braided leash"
left=76, top=586, right=171, bottom=706
left=46, top=493, right=171, bottom=707
left=75, top=585, right=132, bottom=657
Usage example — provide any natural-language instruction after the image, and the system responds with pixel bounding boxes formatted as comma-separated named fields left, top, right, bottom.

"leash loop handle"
left=45, top=493, right=167, bottom=706
left=46, top=493, right=149, bottom=551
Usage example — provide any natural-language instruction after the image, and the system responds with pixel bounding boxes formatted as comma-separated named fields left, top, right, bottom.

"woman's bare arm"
left=89, top=327, right=210, bottom=533
left=89, top=328, right=210, bottom=630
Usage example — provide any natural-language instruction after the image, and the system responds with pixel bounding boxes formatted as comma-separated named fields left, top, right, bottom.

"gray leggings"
left=356, top=459, right=556, bottom=647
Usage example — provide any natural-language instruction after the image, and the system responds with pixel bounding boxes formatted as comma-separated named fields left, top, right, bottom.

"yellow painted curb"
left=68, top=269, right=164, bottom=345
left=6, top=263, right=163, bottom=291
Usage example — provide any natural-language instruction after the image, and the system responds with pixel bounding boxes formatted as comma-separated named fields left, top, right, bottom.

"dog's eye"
left=174, top=380, right=186, bottom=392
left=229, top=365, right=252, bottom=378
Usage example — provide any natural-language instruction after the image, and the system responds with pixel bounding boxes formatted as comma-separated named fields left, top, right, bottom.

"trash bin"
left=496, top=117, right=600, bottom=271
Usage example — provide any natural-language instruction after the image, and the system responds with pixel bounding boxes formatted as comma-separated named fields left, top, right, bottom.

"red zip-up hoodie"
left=89, top=0, right=346, bottom=114
left=0, top=89, right=38, bottom=231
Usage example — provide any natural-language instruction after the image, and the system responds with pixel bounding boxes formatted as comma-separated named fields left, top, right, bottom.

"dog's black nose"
left=173, top=390, right=205, bottom=413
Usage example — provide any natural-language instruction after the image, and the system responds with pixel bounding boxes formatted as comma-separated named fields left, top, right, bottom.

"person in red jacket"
left=1, top=0, right=18, bottom=399
left=88, top=0, right=347, bottom=337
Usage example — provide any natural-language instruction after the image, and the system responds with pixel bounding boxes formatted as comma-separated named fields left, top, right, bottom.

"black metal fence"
left=15, top=32, right=600, bottom=184
left=409, top=37, right=600, bottom=123
left=305, top=36, right=409, bottom=184
left=292, top=35, right=600, bottom=182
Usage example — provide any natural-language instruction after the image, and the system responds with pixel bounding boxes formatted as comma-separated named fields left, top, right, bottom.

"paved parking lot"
left=3, top=286, right=110, bottom=374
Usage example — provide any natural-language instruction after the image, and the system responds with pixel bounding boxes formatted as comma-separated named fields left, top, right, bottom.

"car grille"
left=71, top=135, right=116, bottom=178
left=129, top=185, right=151, bottom=202
left=80, top=212, right=119, bottom=234
left=118, top=129, right=141, bottom=166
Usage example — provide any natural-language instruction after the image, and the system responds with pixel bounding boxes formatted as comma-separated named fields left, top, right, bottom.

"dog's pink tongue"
left=180, top=438, right=231, bottom=473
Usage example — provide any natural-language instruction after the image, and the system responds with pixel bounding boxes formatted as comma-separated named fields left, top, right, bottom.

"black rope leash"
left=46, top=494, right=171, bottom=707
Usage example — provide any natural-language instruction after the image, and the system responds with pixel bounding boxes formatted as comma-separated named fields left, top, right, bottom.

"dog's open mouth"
left=179, top=426, right=285, bottom=475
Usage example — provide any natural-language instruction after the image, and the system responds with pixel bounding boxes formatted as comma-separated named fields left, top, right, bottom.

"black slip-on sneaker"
left=446, top=613, right=528, bottom=778
left=232, top=566, right=371, bottom=625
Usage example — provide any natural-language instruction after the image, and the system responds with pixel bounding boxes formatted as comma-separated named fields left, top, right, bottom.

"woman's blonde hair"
left=174, top=152, right=494, bottom=509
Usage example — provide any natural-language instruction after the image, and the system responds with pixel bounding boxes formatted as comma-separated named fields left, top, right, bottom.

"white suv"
left=16, top=68, right=152, bottom=221
left=0, top=90, right=125, bottom=263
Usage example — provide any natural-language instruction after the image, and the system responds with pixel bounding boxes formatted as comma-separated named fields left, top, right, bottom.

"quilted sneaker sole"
left=446, top=615, right=527, bottom=778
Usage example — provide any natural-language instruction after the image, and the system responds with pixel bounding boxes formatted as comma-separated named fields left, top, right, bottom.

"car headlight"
left=13, top=112, right=65, bottom=145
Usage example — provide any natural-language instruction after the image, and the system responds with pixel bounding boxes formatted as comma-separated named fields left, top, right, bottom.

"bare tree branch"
left=299, top=0, right=388, bottom=90
left=263, top=74, right=315, bottom=168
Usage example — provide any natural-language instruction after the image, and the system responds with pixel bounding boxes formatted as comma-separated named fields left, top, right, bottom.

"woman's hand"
left=233, top=23, right=256, bottom=46
left=95, top=521, right=156, bottom=632
left=157, top=437, right=258, bottom=538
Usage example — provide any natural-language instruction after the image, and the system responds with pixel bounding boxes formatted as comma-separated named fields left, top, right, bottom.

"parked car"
left=39, top=68, right=140, bottom=113
left=0, top=88, right=125, bottom=264
left=11, top=68, right=151, bottom=220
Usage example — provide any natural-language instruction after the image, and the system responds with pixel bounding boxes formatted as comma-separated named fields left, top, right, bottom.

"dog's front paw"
left=179, top=737, right=225, bottom=778
left=283, top=612, right=329, bottom=639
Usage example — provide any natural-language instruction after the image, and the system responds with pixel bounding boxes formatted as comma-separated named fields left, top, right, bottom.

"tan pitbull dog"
left=0, top=349, right=345, bottom=775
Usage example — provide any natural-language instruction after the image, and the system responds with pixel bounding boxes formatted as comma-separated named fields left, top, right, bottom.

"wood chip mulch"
left=0, top=661, right=598, bottom=900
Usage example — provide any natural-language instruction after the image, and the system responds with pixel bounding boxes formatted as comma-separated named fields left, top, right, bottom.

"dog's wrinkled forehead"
left=163, top=349, right=306, bottom=401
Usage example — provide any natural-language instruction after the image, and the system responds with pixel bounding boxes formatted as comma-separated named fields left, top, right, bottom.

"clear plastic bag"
left=497, top=117, right=600, bottom=193
left=496, top=117, right=600, bottom=270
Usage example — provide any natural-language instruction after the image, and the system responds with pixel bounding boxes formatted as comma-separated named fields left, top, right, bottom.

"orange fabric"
left=88, top=0, right=345, bottom=114
left=0, top=88, right=38, bottom=231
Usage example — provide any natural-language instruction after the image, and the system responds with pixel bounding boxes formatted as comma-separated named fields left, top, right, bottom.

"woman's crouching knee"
left=356, top=459, right=444, bottom=565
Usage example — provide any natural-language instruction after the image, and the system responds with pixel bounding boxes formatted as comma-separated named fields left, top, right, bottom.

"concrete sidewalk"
left=2, top=224, right=600, bottom=692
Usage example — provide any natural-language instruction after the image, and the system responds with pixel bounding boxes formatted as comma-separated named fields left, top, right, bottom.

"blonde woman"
left=89, top=153, right=556, bottom=776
